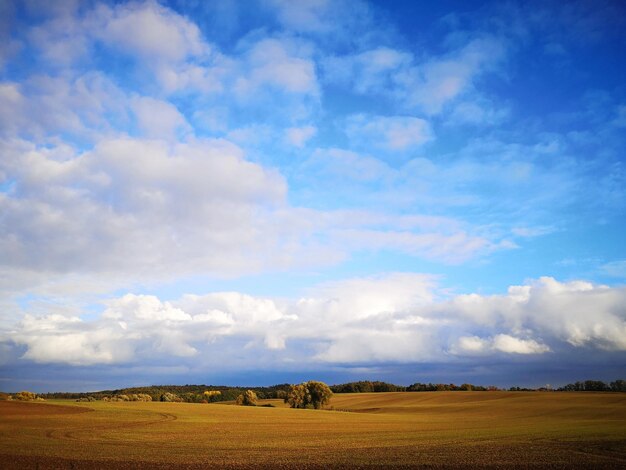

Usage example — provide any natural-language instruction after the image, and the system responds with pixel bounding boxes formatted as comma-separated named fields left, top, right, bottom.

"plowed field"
left=1, top=392, right=625, bottom=468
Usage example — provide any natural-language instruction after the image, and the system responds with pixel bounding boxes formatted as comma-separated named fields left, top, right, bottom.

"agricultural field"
left=1, top=391, right=625, bottom=468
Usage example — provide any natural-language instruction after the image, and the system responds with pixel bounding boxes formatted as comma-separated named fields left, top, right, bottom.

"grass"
left=1, top=391, right=625, bottom=468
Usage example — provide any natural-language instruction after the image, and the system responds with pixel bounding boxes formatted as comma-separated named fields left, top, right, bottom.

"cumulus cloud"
left=0, top=72, right=128, bottom=141
left=0, top=131, right=515, bottom=302
left=234, top=38, right=318, bottom=96
left=455, top=334, right=550, bottom=355
left=13, top=314, right=133, bottom=366
left=448, top=277, right=626, bottom=351
left=6, top=276, right=624, bottom=367
left=92, top=1, right=207, bottom=62
left=0, top=136, right=289, bottom=285
left=131, top=96, right=190, bottom=140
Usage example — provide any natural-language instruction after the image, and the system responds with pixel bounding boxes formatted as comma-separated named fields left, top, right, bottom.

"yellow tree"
left=236, top=389, right=258, bottom=406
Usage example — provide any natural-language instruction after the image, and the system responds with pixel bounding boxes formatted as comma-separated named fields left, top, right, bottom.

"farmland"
left=1, top=392, right=625, bottom=468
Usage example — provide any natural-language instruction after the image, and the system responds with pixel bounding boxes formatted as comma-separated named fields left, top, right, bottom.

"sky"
left=0, top=0, right=625, bottom=392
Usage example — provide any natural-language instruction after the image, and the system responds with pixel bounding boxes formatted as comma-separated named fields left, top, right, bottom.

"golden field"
left=1, top=391, right=625, bottom=468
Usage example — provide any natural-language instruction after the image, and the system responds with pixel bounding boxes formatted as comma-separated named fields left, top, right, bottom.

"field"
left=1, top=392, right=625, bottom=468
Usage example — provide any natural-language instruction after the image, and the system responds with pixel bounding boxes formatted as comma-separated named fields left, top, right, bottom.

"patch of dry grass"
left=1, top=392, right=624, bottom=468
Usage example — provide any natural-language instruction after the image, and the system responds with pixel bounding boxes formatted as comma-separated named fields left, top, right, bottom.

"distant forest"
left=33, top=379, right=626, bottom=403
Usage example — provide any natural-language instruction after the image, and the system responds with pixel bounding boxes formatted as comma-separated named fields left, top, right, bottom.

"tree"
left=160, top=392, right=180, bottom=402
left=306, top=381, right=333, bottom=409
left=14, top=391, right=37, bottom=401
left=610, top=380, right=626, bottom=392
left=236, top=389, right=258, bottom=406
left=203, top=390, right=221, bottom=402
left=285, top=381, right=332, bottom=409
left=285, top=384, right=310, bottom=409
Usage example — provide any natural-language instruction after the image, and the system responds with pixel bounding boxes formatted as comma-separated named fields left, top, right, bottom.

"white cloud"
left=600, top=260, right=626, bottom=279
left=511, top=226, right=556, bottom=238
left=398, top=37, right=507, bottom=114
left=0, top=73, right=128, bottom=141
left=323, top=36, right=507, bottom=115
left=268, top=0, right=333, bottom=33
left=323, top=47, right=413, bottom=93
left=456, top=334, right=550, bottom=355
left=267, top=0, right=373, bottom=39
left=330, top=228, right=499, bottom=264
left=285, top=125, right=317, bottom=147
left=131, top=96, right=190, bottom=140
left=13, top=314, right=133, bottom=366
left=448, top=99, right=509, bottom=125
left=306, top=148, right=395, bottom=182
left=345, top=114, right=433, bottom=151
left=26, top=2, right=91, bottom=66
left=92, top=1, right=207, bottom=63
left=24, top=1, right=228, bottom=95
left=449, top=277, right=626, bottom=351
left=0, top=137, right=289, bottom=286
left=456, top=335, right=489, bottom=353
left=226, top=124, right=274, bottom=146
left=7, top=276, right=623, bottom=366
left=234, top=38, right=318, bottom=96
left=492, top=334, right=550, bottom=354
left=0, top=130, right=516, bottom=302
left=0, top=82, right=24, bottom=135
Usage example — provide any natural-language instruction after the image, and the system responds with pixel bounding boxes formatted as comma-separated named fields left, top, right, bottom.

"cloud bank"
left=7, top=276, right=624, bottom=369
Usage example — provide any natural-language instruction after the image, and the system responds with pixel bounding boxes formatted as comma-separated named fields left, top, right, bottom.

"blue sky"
left=0, top=0, right=625, bottom=392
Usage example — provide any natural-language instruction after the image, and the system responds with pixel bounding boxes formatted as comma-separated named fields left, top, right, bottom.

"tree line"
left=37, top=383, right=293, bottom=403
left=557, top=380, right=626, bottom=392
left=332, top=381, right=500, bottom=392
left=10, top=378, right=625, bottom=403
left=332, top=379, right=626, bottom=393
